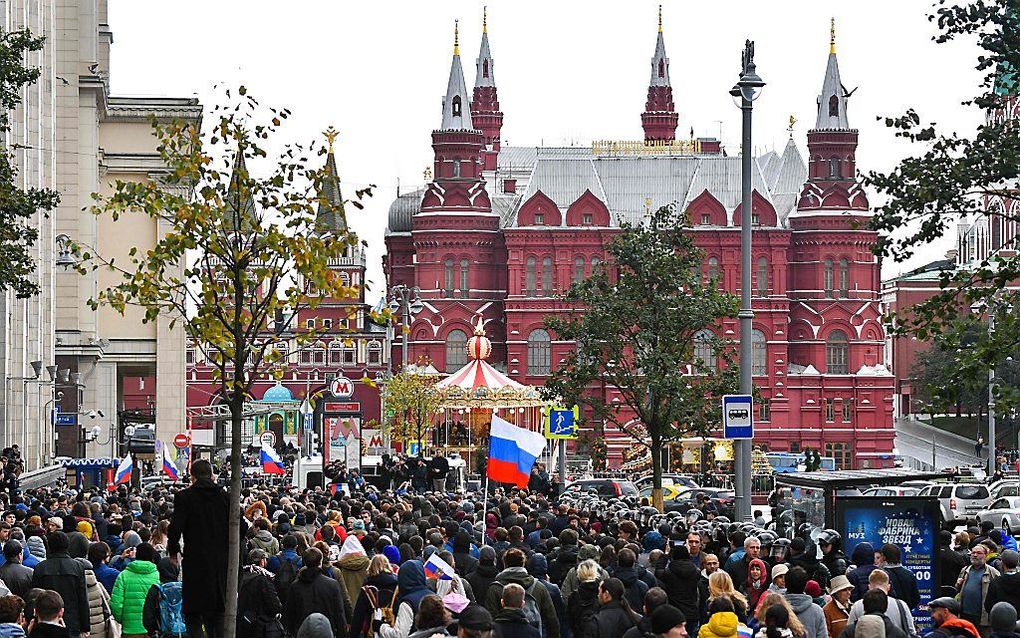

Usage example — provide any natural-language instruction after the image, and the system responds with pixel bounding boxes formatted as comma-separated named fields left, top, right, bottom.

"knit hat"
left=990, top=602, right=1018, bottom=633
left=122, top=531, right=141, bottom=549
left=578, top=544, right=601, bottom=561
left=382, top=545, right=401, bottom=566
left=651, top=604, right=687, bottom=634
left=26, top=536, right=46, bottom=560
left=458, top=605, right=494, bottom=631
left=806, top=580, right=822, bottom=597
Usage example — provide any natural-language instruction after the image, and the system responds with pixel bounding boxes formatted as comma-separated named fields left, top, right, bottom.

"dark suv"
left=564, top=478, right=639, bottom=497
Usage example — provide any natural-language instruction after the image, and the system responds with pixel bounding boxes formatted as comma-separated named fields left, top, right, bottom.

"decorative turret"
left=641, top=5, right=679, bottom=144
left=794, top=19, right=869, bottom=222
left=472, top=7, right=504, bottom=171
left=314, top=127, right=348, bottom=234
left=227, top=146, right=257, bottom=233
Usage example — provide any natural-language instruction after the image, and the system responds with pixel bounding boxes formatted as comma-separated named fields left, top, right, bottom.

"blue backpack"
left=157, top=581, right=187, bottom=637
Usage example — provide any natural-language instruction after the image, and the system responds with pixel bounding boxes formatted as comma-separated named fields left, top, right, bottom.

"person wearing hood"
left=111, top=542, right=161, bottom=637
left=23, top=537, right=44, bottom=567
left=338, top=535, right=371, bottom=607
left=985, top=549, right=1020, bottom=615
left=699, top=596, right=740, bottom=638
left=379, top=560, right=431, bottom=638
left=726, top=537, right=762, bottom=594
left=528, top=553, right=564, bottom=638
left=845, top=543, right=876, bottom=603
left=656, top=544, right=700, bottom=635
left=249, top=518, right=280, bottom=556
left=284, top=546, right=349, bottom=638
left=351, top=555, right=399, bottom=638
left=298, top=612, right=335, bottom=638
left=467, top=546, right=501, bottom=606
left=549, top=530, right=580, bottom=588
left=452, top=531, right=479, bottom=577
left=782, top=567, right=827, bottom=638
left=484, top=548, right=559, bottom=638
left=991, top=529, right=1018, bottom=554
left=746, top=559, right=769, bottom=612
left=111, top=531, right=141, bottom=571
left=614, top=549, right=649, bottom=613
left=988, top=601, right=1020, bottom=638
left=236, top=549, right=283, bottom=638
left=837, top=589, right=907, bottom=638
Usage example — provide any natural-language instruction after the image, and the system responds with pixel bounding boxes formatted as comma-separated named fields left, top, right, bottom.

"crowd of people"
left=0, top=456, right=1015, bottom=638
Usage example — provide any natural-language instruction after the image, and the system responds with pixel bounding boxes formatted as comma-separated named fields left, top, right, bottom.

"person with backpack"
left=566, top=560, right=602, bottom=638
left=483, top=548, right=559, bottom=638
left=284, top=547, right=349, bottom=638
left=268, top=534, right=302, bottom=607
left=350, top=555, right=399, bottom=638
left=237, top=549, right=283, bottom=638
left=378, top=560, right=431, bottom=638
left=494, top=583, right=541, bottom=638
left=142, top=565, right=187, bottom=638
left=111, top=542, right=161, bottom=637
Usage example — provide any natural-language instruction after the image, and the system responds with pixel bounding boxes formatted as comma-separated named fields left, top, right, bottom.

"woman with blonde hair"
left=567, top=560, right=602, bottom=638
left=350, top=554, right=399, bottom=638
left=751, top=593, right=805, bottom=638
left=708, top=570, right=749, bottom=622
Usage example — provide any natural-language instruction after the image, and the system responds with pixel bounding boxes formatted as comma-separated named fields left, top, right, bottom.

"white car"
left=976, top=496, right=1020, bottom=535
left=989, top=480, right=1019, bottom=500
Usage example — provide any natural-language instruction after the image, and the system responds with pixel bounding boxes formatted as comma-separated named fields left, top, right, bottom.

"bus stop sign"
left=722, top=394, right=753, bottom=440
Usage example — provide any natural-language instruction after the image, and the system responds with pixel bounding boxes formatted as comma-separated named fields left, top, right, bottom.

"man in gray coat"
left=0, top=541, right=32, bottom=597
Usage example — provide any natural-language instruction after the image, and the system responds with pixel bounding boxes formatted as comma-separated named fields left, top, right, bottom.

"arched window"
left=591, top=257, right=601, bottom=272
left=756, top=257, right=768, bottom=295
left=367, top=341, right=382, bottom=365
left=838, top=258, right=850, bottom=297
left=542, top=257, right=554, bottom=296
left=826, top=330, right=849, bottom=374
left=446, top=329, right=468, bottom=371
left=459, top=259, right=469, bottom=298
left=658, top=59, right=665, bottom=78
left=752, top=329, right=767, bottom=376
left=444, top=259, right=455, bottom=296
left=339, top=272, right=351, bottom=287
left=829, top=158, right=840, bottom=178
left=708, top=257, right=720, bottom=282
left=483, top=60, right=489, bottom=79
left=828, top=95, right=839, bottom=118
left=573, top=256, right=585, bottom=283
left=694, top=330, right=716, bottom=370
left=302, top=341, right=327, bottom=367
left=526, top=257, right=537, bottom=296
left=823, top=259, right=834, bottom=297
left=527, top=329, right=552, bottom=376
left=452, top=95, right=462, bottom=117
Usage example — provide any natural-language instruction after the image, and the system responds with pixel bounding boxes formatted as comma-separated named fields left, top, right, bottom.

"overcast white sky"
left=109, top=1, right=984, bottom=300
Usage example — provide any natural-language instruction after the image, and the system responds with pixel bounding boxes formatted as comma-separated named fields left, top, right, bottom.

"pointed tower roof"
left=649, top=5, right=670, bottom=87
left=315, top=127, right=347, bottom=234
left=815, top=18, right=850, bottom=129
left=441, top=20, right=475, bottom=130
left=227, top=146, right=257, bottom=232
left=475, top=7, right=495, bottom=88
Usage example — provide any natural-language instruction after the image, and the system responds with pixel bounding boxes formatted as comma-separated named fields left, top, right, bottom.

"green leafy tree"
left=912, top=322, right=987, bottom=418
left=382, top=369, right=442, bottom=455
left=82, top=88, right=372, bottom=638
left=0, top=28, right=60, bottom=297
left=867, top=2, right=1020, bottom=412
left=544, top=204, right=739, bottom=510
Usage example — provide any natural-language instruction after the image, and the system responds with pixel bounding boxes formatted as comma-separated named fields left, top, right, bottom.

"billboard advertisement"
left=835, top=497, right=940, bottom=633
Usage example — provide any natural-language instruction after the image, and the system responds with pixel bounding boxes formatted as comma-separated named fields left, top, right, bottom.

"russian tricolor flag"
left=423, top=552, right=455, bottom=580
left=260, top=445, right=286, bottom=475
left=487, top=414, right=547, bottom=488
left=161, top=443, right=180, bottom=481
left=114, top=454, right=133, bottom=486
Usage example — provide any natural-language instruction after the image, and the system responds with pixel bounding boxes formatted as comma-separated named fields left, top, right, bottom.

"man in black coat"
left=283, top=547, right=348, bottom=637
left=655, top=545, right=700, bottom=635
left=940, top=531, right=969, bottom=593
left=237, top=549, right=283, bottom=637
left=878, top=543, right=920, bottom=611
left=985, top=549, right=1020, bottom=612
left=168, top=458, right=245, bottom=638
left=428, top=454, right=450, bottom=492
left=30, top=531, right=89, bottom=638
left=493, top=583, right=541, bottom=638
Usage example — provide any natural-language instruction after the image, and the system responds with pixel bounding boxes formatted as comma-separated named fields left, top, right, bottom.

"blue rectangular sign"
left=55, top=414, right=77, bottom=426
left=722, top=394, right=753, bottom=439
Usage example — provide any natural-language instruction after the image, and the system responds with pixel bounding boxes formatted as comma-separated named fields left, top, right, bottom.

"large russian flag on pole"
left=161, top=442, right=181, bottom=481
left=487, top=414, right=547, bottom=488
left=114, top=454, right=133, bottom=486
left=260, top=445, right=286, bottom=475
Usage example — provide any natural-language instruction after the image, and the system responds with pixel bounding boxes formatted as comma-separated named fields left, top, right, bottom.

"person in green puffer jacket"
left=336, top=535, right=370, bottom=608
left=111, top=542, right=161, bottom=637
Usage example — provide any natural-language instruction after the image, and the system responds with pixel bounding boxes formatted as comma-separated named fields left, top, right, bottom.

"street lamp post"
left=730, top=40, right=765, bottom=522
left=388, top=285, right=424, bottom=372
left=988, top=307, right=997, bottom=475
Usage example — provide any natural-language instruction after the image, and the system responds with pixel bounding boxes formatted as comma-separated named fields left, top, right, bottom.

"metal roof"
left=775, top=468, right=948, bottom=489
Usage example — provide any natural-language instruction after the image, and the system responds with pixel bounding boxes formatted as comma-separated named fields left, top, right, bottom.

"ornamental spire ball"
left=467, top=315, right=492, bottom=360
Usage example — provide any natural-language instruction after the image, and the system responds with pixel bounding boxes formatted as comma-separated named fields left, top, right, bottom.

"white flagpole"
left=480, top=469, right=490, bottom=547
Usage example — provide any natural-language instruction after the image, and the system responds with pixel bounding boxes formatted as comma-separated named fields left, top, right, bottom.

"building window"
left=582, top=213, right=593, bottom=225
left=752, top=330, right=767, bottom=376
left=826, top=330, right=849, bottom=374
left=591, top=257, right=601, bottom=272
left=823, top=259, right=834, bottom=297
left=658, top=59, right=665, bottom=78
left=323, top=319, right=333, bottom=331
left=328, top=342, right=344, bottom=367
left=444, top=259, right=455, bottom=296
left=839, top=258, right=850, bottom=297
left=302, top=342, right=326, bottom=367
left=534, top=213, right=544, bottom=226
left=367, top=341, right=382, bottom=365
left=446, top=329, right=468, bottom=371
left=483, top=60, right=489, bottom=78
left=452, top=95, right=462, bottom=117
left=752, top=213, right=761, bottom=226
left=527, top=329, right=552, bottom=376
left=828, top=95, right=839, bottom=118
left=526, top=257, right=536, bottom=296
left=759, top=399, right=771, bottom=422
left=842, top=398, right=853, bottom=422
left=573, top=257, right=585, bottom=283
left=542, top=257, right=553, bottom=296
left=708, top=257, right=720, bottom=282
left=829, top=158, right=840, bottom=178
left=694, top=330, right=716, bottom=370
left=339, top=317, right=350, bottom=330
left=306, top=318, right=315, bottom=330
left=790, top=442, right=801, bottom=454
left=339, top=271, right=351, bottom=287
left=460, top=259, right=469, bottom=298
left=825, top=398, right=835, bottom=422
left=186, top=348, right=196, bottom=365
left=701, top=213, right=711, bottom=225
left=756, top=257, right=768, bottom=295
left=343, top=345, right=357, bottom=366
left=825, top=442, right=852, bottom=470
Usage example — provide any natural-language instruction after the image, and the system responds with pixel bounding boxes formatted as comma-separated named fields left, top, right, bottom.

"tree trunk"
left=222, top=394, right=243, bottom=638
left=651, top=437, right=664, bottom=512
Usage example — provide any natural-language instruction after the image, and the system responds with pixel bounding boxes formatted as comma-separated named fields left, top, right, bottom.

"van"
left=917, top=483, right=991, bottom=527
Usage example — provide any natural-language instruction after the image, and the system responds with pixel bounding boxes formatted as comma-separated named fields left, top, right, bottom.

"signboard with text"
left=836, top=497, right=939, bottom=633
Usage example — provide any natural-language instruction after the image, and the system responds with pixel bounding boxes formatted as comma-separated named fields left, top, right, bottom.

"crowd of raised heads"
left=0, top=457, right=1016, bottom=638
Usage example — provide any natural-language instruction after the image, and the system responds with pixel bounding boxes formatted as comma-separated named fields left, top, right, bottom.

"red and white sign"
left=259, top=431, right=276, bottom=449
left=173, top=433, right=191, bottom=449
left=323, top=402, right=360, bottom=413
left=329, top=376, right=355, bottom=399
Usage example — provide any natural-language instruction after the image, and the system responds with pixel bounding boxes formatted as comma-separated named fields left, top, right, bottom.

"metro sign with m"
left=330, top=376, right=355, bottom=399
